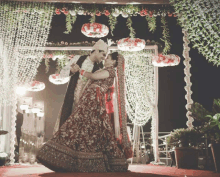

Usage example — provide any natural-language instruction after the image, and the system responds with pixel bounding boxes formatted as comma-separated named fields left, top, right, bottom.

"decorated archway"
left=0, top=0, right=219, bottom=165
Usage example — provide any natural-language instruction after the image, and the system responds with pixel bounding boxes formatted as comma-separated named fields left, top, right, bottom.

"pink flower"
left=63, top=11, right=69, bottom=15
left=55, top=9, right=61, bottom=15
left=140, top=9, right=147, bottom=16
left=168, top=12, right=173, bottom=17
left=104, top=10, right=110, bottom=16
left=96, top=11, right=102, bottom=16
left=61, top=8, right=67, bottom=13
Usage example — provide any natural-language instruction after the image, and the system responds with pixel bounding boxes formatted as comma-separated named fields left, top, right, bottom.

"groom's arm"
left=60, top=55, right=80, bottom=78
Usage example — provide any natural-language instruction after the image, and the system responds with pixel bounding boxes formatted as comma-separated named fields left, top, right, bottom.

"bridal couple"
left=36, top=39, right=133, bottom=172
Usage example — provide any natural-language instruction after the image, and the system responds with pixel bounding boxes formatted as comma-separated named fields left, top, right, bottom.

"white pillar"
left=182, top=29, right=194, bottom=129
left=154, top=66, right=160, bottom=163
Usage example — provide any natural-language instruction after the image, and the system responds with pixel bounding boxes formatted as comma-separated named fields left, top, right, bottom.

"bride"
left=36, top=52, right=133, bottom=172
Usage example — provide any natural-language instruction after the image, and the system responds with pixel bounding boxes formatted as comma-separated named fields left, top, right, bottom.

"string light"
left=0, top=1, right=54, bottom=105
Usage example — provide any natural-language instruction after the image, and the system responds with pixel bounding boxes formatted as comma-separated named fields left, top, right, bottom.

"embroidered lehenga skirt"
left=37, top=68, right=129, bottom=172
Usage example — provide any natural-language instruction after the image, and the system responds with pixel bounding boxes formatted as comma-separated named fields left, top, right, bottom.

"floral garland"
left=42, top=40, right=163, bottom=73
left=54, top=4, right=175, bottom=37
left=170, top=0, right=220, bottom=66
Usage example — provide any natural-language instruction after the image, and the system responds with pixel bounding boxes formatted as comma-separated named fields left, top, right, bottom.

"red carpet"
left=0, top=164, right=220, bottom=177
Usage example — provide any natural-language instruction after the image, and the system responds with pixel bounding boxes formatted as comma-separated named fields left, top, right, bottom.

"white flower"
left=213, top=114, right=220, bottom=120
left=112, top=11, right=120, bottom=17
left=122, top=12, right=128, bottom=18
left=69, top=10, right=76, bottom=16
left=77, top=10, right=84, bottom=15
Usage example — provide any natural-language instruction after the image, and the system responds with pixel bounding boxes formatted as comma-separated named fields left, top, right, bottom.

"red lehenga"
left=37, top=67, right=130, bottom=172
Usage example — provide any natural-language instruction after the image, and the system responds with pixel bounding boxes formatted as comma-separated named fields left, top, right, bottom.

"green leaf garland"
left=126, top=16, right=136, bottom=38
left=64, top=12, right=72, bottom=34
left=45, top=58, right=50, bottom=73
left=108, top=14, right=117, bottom=36
left=145, top=15, right=156, bottom=33
left=72, top=15, right=77, bottom=26
left=160, top=16, right=171, bottom=55
left=89, top=11, right=96, bottom=23
left=170, top=0, right=220, bottom=66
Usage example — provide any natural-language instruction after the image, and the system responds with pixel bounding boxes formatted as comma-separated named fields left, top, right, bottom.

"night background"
left=24, top=9, right=220, bottom=141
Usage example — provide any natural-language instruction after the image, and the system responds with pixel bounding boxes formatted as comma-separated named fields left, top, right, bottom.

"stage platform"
left=0, top=163, right=220, bottom=177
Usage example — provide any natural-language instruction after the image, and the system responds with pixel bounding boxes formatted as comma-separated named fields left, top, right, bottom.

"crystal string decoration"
left=182, top=29, right=194, bottom=129
left=9, top=94, right=17, bottom=164
left=122, top=50, right=156, bottom=126
left=0, top=1, right=54, bottom=164
left=0, top=1, right=54, bottom=105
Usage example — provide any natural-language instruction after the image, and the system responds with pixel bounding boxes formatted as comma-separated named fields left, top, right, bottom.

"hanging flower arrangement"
left=49, top=74, right=70, bottom=85
left=117, top=38, right=145, bottom=51
left=152, top=54, right=180, bottom=67
left=26, top=81, right=45, bottom=92
left=81, top=23, right=109, bottom=38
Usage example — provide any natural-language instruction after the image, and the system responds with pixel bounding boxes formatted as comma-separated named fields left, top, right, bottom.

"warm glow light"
left=105, top=2, right=118, bottom=4
left=37, top=112, right=44, bottom=117
left=16, top=87, right=26, bottom=96
left=20, top=104, right=28, bottom=111
left=32, top=107, right=40, bottom=114
left=25, top=107, right=32, bottom=114
left=127, top=2, right=141, bottom=4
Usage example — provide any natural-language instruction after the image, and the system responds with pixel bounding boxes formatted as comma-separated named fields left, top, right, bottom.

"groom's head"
left=90, top=39, right=108, bottom=63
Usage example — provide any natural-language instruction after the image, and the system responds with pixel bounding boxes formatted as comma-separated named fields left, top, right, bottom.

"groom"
left=53, top=39, right=108, bottom=133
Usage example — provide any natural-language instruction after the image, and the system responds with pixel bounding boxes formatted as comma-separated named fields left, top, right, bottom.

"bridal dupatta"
left=113, top=54, right=133, bottom=159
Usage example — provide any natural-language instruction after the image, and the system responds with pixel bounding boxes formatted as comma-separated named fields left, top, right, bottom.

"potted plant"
left=166, top=128, right=202, bottom=169
left=189, top=99, right=220, bottom=172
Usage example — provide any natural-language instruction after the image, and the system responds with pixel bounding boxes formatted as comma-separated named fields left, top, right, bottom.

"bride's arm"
left=82, top=69, right=110, bottom=80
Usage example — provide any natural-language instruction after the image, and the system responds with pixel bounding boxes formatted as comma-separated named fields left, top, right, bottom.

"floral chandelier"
left=26, top=81, right=45, bottom=92
left=152, top=54, right=180, bottom=67
left=49, top=74, right=70, bottom=85
left=81, top=23, right=109, bottom=38
left=117, top=38, right=146, bottom=51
